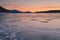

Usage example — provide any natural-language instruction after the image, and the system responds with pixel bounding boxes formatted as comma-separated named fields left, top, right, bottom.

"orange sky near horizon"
left=0, top=0, right=60, bottom=12
left=3, top=4, right=60, bottom=12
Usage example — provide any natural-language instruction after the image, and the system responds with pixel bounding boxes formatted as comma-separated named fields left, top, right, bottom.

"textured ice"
left=0, top=13, right=60, bottom=40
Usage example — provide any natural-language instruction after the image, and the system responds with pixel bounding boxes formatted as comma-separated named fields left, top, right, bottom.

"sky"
left=0, top=0, right=60, bottom=12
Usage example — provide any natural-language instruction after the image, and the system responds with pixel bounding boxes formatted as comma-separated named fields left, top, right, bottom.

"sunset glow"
left=0, top=0, right=60, bottom=12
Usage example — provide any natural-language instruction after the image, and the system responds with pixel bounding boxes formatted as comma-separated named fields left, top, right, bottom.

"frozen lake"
left=0, top=13, right=60, bottom=40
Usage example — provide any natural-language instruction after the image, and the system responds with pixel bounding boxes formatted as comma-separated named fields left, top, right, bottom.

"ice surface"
left=0, top=13, right=60, bottom=40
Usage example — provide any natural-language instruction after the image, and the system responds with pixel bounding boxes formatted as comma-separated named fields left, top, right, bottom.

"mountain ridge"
left=34, top=10, right=60, bottom=13
left=0, top=6, right=23, bottom=13
left=0, top=6, right=60, bottom=13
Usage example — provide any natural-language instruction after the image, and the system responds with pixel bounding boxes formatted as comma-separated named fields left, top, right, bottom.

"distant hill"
left=0, top=6, right=23, bottom=13
left=24, top=11, right=32, bottom=13
left=1, top=6, right=60, bottom=13
left=35, top=10, right=60, bottom=13
left=8, top=10, right=22, bottom=13
left=0, top=6, right=8, bottom=13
